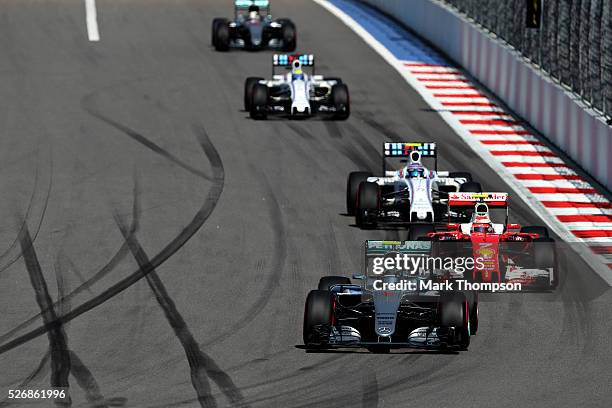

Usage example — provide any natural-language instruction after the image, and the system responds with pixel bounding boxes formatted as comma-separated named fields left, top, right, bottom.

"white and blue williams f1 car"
left=346, top=142, right=481, bottom=231
left=212, top=0, right=296, bottom=52
left=244, top=54, right=350, bottom=120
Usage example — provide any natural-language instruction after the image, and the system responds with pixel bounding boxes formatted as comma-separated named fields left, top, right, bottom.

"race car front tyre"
left=211, top=19, right=220, bottom=47
left=303, top=290, right=333, bottom=347
left=520, top=225, right=549, bottom=238
left=346, top=171, right=372, bottom=215
left=459, top=181, right=482, bottom=192
left=318, top=276, right=351, bottom=291
left=408, top=224, right=435, bottom=240
left=244, top=77, right=264, bottom=111
left=250, top=84, right=268, bottom=120
left=211, top=18, right=225, bottom=47
left=356, top=181, right=379, bottom=229
left=331, top=84, right=350, bottom=120
left=440, top=292, right=470, bottom=349
left=213, top=18, right=230, bottom=51
left=280, top=20, right=297, bottom=52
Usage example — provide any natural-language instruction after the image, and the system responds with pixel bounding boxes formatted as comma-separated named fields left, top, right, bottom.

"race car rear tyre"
left=318, top=276, right=351, bottom=291
left=211, top=18, right=225, bottom=47
left=448, top=172, right=472, bottom=182
left=346, top=171, right=372, bottom=215
left=459, top=181, right=482, bottom=192
left=280, top=21, right=297, bottom=52
left=464, top=290, right=479, bottom=335
left=520, top=226, right=549, bottom=238
left=303, top=290, right=333, bottom=346
left=244, top=77, right=264, bottom=111
left=408, top=224, right=435, bottom=241
left=440, top=292, right=470, bottom=349
left=533, top=237, right=556, bottom=269
left=356, top=181, right=379, bottom=229
left=213, top=19, right=230, bottom=51
left=250, top=84, right=268, bottom=120
left=331, top=84, right=350, bottom=120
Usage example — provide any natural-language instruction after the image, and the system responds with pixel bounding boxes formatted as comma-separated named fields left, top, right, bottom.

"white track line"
left=85, top=0, right=100, bottom=42
left=313, top=0, right=612, bottom=284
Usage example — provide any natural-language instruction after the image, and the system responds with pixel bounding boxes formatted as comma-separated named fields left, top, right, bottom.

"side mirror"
left=447, top=223, right=459, bottom=230
left=352, top=274, right=367, bottom=280
left=507, top=223, right=521, bottom=230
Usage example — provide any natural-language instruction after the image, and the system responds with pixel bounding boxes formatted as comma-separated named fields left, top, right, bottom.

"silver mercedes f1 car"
left=244, top=54, right=350, bottom=120
left=212, top=0, right=296, bottom=52
left=302, top=241, right=473, bottom=353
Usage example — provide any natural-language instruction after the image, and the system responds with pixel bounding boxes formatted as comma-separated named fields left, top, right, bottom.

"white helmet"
left=291, top=60, right=304, bottom=81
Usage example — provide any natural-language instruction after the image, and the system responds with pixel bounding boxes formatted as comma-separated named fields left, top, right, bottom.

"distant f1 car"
left=302, top=241, right=472, bottom=352
left=244, top=54, right=350, bottom=120
left=415, top=192, right=558, bottom=289
left=346, top=142, right=481, bottom=231
left=212, top=0, right=296, bottom=52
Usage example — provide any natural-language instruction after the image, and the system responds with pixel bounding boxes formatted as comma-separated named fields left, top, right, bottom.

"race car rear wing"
left=362, top=240, right=432, bottom=278
left=382, top=142, right=437, bottom=173
left=447, top=192, right=508, bottom=207
left=272, top=54, right=315, bottom=75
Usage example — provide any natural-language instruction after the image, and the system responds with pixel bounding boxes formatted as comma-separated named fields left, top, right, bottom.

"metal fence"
left=441, top=0, right=612, bottom=119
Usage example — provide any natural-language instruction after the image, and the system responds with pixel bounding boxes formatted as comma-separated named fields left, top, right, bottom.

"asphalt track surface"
left=0, top=1, right=611, bottom=407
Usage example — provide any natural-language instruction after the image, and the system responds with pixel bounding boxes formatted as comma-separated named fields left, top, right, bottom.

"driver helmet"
left=471, top=202, right=492, bottom=232
left=248, top=5, right=260, bottom=20
left=291, top=60, right=304, bottom=81
left=471, top=223, right=494, bottom=233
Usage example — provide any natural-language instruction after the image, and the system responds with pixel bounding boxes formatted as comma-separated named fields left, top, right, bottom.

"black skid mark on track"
left=82, top=97, right=213, bottom=182
left=18, top=224, right=72, bottom=405
left=68, top=351, right=127, bottom=407
left=200, top=168, right=287, bottom=348
left=0, top=153, right=40, bottom=270
left=0, top=126, right=224, bottom=355
left=0, top=175, right=142, bottom=345
left=7, top=226, right=125, bottom=408
left=55, top=254, right=127, bottom=407
left=0, top=145, right=54, bottom=275
left=114, top=216, right=247, bottom=408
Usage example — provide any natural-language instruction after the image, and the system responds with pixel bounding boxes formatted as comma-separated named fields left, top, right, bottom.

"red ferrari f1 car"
left=409, top=192, right=557, bottom=289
